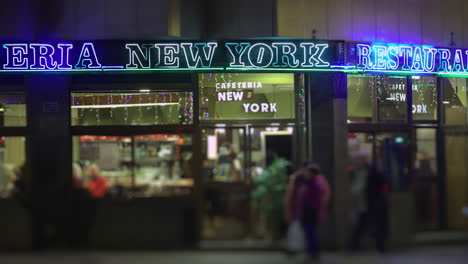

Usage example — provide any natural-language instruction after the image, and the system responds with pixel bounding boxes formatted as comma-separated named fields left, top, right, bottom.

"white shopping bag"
left=287, top=220, right=305, bottom=253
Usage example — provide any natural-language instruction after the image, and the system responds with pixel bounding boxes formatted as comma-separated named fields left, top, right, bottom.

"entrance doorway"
left=201, top=124, right=295, bottom=242
left=264, top=132, right=293, bottom=172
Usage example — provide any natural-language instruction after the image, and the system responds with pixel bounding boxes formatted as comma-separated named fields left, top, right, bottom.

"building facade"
left=0, top=0, right=467, bottom=250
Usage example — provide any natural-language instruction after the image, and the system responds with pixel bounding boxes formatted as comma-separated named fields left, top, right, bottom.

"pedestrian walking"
left=349, top=163, right=389, bottom=253
left=285, top=162, right=331, bottom=263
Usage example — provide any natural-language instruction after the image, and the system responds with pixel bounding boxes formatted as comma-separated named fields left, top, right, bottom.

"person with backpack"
left=285, top=162, right=331, bottom=263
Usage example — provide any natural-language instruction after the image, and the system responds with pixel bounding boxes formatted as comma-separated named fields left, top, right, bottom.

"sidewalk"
left=0, top=245, right=467, bottom=264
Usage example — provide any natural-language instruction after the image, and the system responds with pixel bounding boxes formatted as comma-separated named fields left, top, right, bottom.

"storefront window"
left=443, top=78, right=468, bottom=124
left=73, top=134, right=193, bottom=198
left=71, top=91, right=193, bottom=126
left=347, top=75, right=373, bottom=122
left=444, top=131, right=468, bottom=229
left=412, top=76, right=437, bottom=121
left=347, top=74, right=408, bottom=122
left=199, top=73, right=295, bottom=120
left=0, top=93, right=26, bottom=127
left=376, top=76, right=407, bottom=122
left=0, top=137, right=26, bottom=198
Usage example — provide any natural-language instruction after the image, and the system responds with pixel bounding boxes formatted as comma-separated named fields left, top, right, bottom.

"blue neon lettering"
left=181, top=42, right=217, bottom=68
left=154, top=44, right=179, bottom=68
left=247, top=43, right=273, bottom=68
left=357, top=44, right=371, bottom=69
left=399, top=46, right=413, bottom=70
left=423, top=47, right=437, bottom=72
left=411, top=47, right=424, bottom=71
left=438, top=49, right=451, bottom=72
left=29, top=44, right=57, bottom=70
left=465, top=51, right=468, bottom=71
left=75, top=43, right=102, bottom=69
left=272, top=42, right=299, bottom=67
left=57, top=44, right=73, bottom=69
left=452, top=49, right=464, bottom=72
left=386, top=46, right=399, bottom=70
left=3, top=44, right=28, bottom=69
left=225, top=43, right=250, bottom=67
left=372, top=45, right=387, bottom=70
left=126, top=44, right=152, bottom=69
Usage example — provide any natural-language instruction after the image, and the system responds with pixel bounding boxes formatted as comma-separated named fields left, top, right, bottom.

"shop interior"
left=198, top=73, right=303, bottom=241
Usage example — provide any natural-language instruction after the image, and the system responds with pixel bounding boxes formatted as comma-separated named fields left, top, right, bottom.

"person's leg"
left=349, top=211, right=367, bottom=251
left=303, top=223, right=320, bottom=259
left=372, top=204, right=388, bottom=253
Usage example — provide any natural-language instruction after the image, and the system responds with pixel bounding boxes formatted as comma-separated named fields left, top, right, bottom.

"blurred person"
left=414, top=152, right=437, bottom=229
left=12, top=164, right=28, bottom=205
left=0, top=164, right=16, bottom=198
left=72, top=162, right=84, bottom=189
left=229, top=150, right=242, bottom=181
left=350, top=163, right=389, bottom=253
left=216, top=144, right=232, bottom=181
left=285, top=162, right=331, bottom=263
left=86, top=164, right=108, bottom=198
left=347, top=156, right=369, bottom=248
left=69, top=162, right=93, bottom=247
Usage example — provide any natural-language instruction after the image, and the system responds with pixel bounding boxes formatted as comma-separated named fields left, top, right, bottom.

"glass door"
left=201, top=123, right=296, bottom=241
left=348, top=131, right=411, bottom=192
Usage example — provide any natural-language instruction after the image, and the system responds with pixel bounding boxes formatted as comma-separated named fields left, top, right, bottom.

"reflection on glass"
left=71, top=92, right=193, bottom=126
left=0, top=137, right=26, bottom=198
left=347, top=75, right=373, bottom=122
left=445, top=132, right=468, bottom=229
left=73, top=134, right=193, bottom=198
left=375, top=132, right=409, bottom=191
left=202, top=128, right=245, bottom=182
left=376, top=76, right=407, bottom=121
left=414, top=129, right=438, bottom=230
left=0, top=94, right=26, bottom=127
left=199, top=73, right=295, bottom=120
left=347, top=132, right=410, bottom=192
left=443, top=78, right=468, bottom=124
left=348, top=132, right=373, bottom=163
left=347, top=74, right=408, bottom=122
left=412, top=76, right=437, bottom=120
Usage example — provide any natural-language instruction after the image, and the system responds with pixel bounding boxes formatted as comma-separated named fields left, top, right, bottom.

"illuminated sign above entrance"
left=350, top=43, right=468, bottom=74
left=0, top=40, right=341, bottom=73
left=4, top=40, right=468, bottom=75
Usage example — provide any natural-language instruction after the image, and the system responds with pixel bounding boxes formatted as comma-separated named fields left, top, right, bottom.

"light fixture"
left=71, top=102, right=178, bottom=109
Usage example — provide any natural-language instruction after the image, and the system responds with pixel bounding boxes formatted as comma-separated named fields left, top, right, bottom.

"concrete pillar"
left=25, top=0, right=72, bottom=248
left=27, top=75, right=71, bottom=248
left=306, top=72, right=350, bottom=249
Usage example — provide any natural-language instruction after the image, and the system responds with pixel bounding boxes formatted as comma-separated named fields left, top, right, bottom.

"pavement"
left=0, top=245, right=467, bottom=264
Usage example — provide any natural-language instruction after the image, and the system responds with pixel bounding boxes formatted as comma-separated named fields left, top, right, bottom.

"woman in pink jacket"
left=285, top=163, right=331, bottom=262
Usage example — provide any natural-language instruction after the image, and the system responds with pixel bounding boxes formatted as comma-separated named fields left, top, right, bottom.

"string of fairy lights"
left=72, top=91, right=193, bottom=125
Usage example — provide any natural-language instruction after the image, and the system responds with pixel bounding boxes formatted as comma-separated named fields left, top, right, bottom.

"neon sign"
left=0, top=40, right=338, bottom=73
left=225, top=42, right=330, bottom=68
left=353, top=43, right=468, bottom=73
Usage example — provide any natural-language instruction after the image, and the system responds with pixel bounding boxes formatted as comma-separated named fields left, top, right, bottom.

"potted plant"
left=252, top=157, right=290, bottom=242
